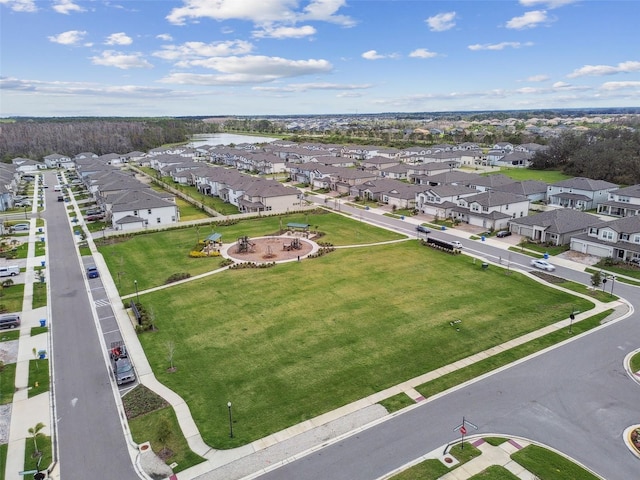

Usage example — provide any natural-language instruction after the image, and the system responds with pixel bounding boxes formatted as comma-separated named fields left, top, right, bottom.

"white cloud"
left=156, top=34, right=173, bottom=41
left=160, top=56, right=332, bottom=84
left=600, top=81, right=640, bottom=91
left=567, top=61, right=640, bottom=78
left=153, top=40, right=254, bottom=61
left=53, top=0, right=85, bottom=14
left=505, top=10, right=551, bottom=29
left=48, top=30, right=87, bottom=45
left=105, top=32, right=133, bottom=46
left=90, top=51, right=153, bottom=69
left=362, top=50, right=399, bottom=60
left=166, top=0, right=354, bottom=27
left=526, top=74, right=549, bottom=82
left=253, top=82, right=371, bottom=93
left=468, top=41, right=534, bottom=51
left=253, top=25, right=317, bottom=39
left=425, top=12, right=457, bottom=32
left=519, top=0, right=578, bottom=8
left=0, top=0, right=37, bottom=13
left=0, top=76, right=174, bottom=97
left=409, top=48, right=437, bottom=59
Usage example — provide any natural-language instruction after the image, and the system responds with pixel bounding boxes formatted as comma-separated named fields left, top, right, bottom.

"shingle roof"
left=551, top=177, right=618, bottom=191
left=510, top=209, right=603, bottom=234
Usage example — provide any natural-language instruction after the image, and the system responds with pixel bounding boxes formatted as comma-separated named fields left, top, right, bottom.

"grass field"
left=98, top=211, right=405, bottom=295
left=134, top=241, right=593, bottom=448
left=0, top=363, right=17, bottom=405
left=485, top=168, right=571, bottom=183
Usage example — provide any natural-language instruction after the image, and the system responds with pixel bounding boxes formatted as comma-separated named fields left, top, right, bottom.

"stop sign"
left=460, top=426, right=467, bottom=435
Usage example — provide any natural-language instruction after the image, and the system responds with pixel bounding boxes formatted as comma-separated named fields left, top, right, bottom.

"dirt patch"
left=226, top=236, right=314, bottom=263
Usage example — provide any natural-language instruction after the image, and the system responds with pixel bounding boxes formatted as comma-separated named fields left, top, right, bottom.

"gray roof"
left=510, top=209, right=603, bottom=234
left=109, top=189, right=176, bottom=212
left=551, top=177, right=618, bottom=191
left=470, top=174, right=516, bottom=189
left=464, top=190, right=528, bottom=207
left=598, top=215, right=640, bottom=234
left=610, top=184, right=640, bottom=199
left=492, top=180, right=548, bottom=196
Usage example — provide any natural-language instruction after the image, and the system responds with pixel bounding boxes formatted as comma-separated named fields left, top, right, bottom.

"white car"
left=530, top=259, right=556, bottom=272
left=450, top=241, right=463, bottom=249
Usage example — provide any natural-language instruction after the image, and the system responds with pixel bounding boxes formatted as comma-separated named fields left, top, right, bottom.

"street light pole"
left=227, top=401, right=233, bottom=438
left=610, top=275, right=616, bottom=297
left=134, top=279, right=139, bottom=304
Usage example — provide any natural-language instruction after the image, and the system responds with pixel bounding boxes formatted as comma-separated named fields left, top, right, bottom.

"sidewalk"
left=3, top=207, right=52, bottom=480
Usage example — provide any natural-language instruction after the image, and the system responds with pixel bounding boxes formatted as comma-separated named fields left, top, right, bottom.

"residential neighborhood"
left=3, top=135, right=640, bottom=265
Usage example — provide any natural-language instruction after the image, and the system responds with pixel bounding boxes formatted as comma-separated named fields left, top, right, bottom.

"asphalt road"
left=256, top=199, right=640, bottom=480
left=42, top=172, right=138, bottom=479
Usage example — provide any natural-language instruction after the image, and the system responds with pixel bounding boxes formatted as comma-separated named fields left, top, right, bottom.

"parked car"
left=416, top=225, right=431, bottom=234
left=85, top=208, right=103, bottom=216
left=10, top=223, right=30, bottom=232
left=530, top=259, right=556, bottom=272
left=110, top=344, right=136, bottom=385
left=0, top=266, right=20, bottom=277
left=15, top=200, right=31, bottom=207
left=86, top=266, right=99, bottom=279
left=450, top=241, right=463, bottom=249
left=85, top=214, right=104, bottom=221
left=0, top=313, right=21, bottom=330
left=496, top=230, right=512, bottom=238
left=57, top=195, right=64, bottom=202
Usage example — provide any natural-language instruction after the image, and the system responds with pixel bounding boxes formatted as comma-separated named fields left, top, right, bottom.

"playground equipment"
left=236, top=236, right=255, bottom=253
left=283, top=237, right=302, bottom=251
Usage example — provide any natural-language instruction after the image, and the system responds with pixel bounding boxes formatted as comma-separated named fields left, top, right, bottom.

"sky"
left=1, top=0, right=639, bottom=117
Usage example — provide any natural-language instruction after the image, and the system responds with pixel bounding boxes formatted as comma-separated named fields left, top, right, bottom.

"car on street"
left=86, top=266, right=99, bottom=279
left=451, top=240, right=463, bottom=249
left=10, top=223, right=30, bottom=232
left=496, top=230, right=512, bottom=238
left=416, top=225, right=431, bottom=234
left=530, top=259, right=556, bottom=272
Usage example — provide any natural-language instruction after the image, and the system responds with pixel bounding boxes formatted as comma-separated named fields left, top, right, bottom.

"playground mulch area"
left=225, top=235, right=314, bottom=263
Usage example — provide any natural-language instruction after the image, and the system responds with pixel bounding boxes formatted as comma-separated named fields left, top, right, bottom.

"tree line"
left=529, top=125, right=640, bottom=185
left=0, top=118, right=220, bottom=162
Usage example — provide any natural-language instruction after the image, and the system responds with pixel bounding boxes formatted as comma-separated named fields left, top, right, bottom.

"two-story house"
left=547, top=177, right=618, bottom=210
left=453, top=191, right=529, bottom=231
left=596, top=184, right=640, bottom=217
left=570, top=215, right=640, bottom=263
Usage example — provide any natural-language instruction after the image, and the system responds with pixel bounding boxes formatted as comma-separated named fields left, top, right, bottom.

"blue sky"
left=1, top=0, right=639, bottom=117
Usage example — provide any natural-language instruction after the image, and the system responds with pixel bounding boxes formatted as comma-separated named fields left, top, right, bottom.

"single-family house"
left=492, top=180, right=548, bottom=203
left=570, top=215, right=640, bottom=263
left=509, top=209, right=602, bottom=245
left=596, top=184, right=640, bottom=217
left=453, top=191, right=530, bottom=230
left=547, top=177, right=618, bottom=210
left=416, top=184, right=478, bottom=217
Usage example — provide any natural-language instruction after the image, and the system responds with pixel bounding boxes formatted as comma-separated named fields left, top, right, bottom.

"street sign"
left=459, top=426, right=467, bottom=435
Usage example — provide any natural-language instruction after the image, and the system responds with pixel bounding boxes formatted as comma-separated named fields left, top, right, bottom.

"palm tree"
left=28, top=422, right=45, bottom=455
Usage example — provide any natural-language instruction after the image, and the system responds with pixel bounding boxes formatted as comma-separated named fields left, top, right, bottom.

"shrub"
left=165, top=273, right=191, bottom=284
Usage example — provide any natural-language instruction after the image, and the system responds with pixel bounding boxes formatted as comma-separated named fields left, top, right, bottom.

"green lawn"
left=630, top=352, right=640, bottom=372
left=0, top=362, right=17, bottom=404
left=24, top=435, right=51, bottom=476
left=485, top=168, right=571, bottom=183
left=0, top=443, right=7, bottom=480
left=32, top=282, right=47, bottom=309
left=392, top=442, right=480, bottom=479
left=98, top=211, right=405, bottom=295
left=135, top=241, right=593, bottom=448
left=469, top=466, right=519, bottom=480
left=0, top=284, right=25, bottom=314
left=512, top=444, right=601, bottom=480
left=28, top=359, right=49, bottom=399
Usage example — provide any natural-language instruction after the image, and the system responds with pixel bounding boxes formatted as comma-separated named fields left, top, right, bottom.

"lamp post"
left=227, top=401, right=233, bottom=438
left=134, top=280, right=139, bottom=304
left=610, top=275, right=616, bottom=297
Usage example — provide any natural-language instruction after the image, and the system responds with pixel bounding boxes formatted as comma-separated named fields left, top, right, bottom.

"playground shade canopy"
left=287, top=223, right=309, bottom=230
left=206, top=233, right=222, bottom=242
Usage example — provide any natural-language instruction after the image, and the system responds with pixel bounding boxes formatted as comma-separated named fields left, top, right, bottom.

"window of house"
left=171, top=216, right=176, bottom=222
left=602, top=230, right=614, bottom=241
left=156, top=217, right=161, bottom=223
left=634, top=234, right=640, bottom=244
left=133, top=210, right=138, bottom=216
left=482, top=206, right=488, bottom=212
left=148, top=209, right=152, bottom=214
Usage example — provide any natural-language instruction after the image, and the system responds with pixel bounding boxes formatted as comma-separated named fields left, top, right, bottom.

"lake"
left=189, top=133, right=279, bottom=147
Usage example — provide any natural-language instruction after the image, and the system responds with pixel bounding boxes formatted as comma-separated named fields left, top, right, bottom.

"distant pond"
left=188, top=133, right=279, bottom=147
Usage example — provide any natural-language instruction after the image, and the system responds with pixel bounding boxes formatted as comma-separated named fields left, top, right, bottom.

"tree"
left=28, top=422, right=45, bottom=456
left=166, top=341, right=176, bottom=372
left=156, top=416, right=173, bottom=457
left=591, top=271, right=602, bottom=289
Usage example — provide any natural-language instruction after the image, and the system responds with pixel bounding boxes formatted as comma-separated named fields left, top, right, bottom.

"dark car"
left=86, top=266, right=99, bottom=279
left=57, top=195, right=64, bottom=202
left=416, top=225, right=431, bottom=234
left=85, top=214, right=104, bottom=221
left=496, top=230, right=512, bottom=238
